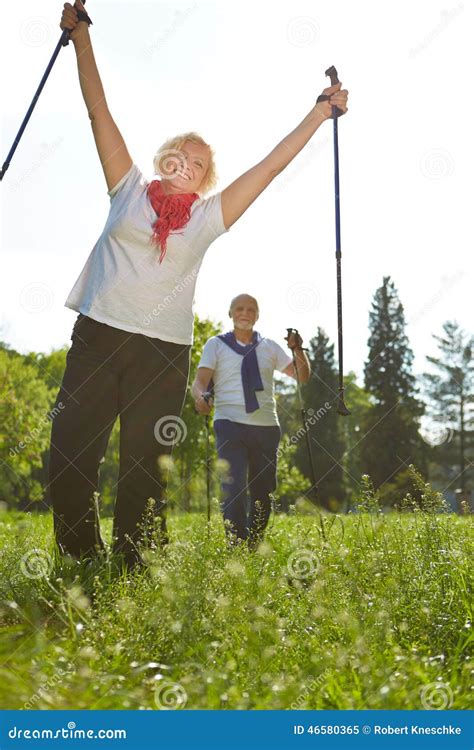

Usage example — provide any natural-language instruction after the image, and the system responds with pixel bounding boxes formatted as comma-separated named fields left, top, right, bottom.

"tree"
left=293, top=328, right=346, bottom=511
left=165, top=315, right=222, bottom=513
left=0, top=349, right=53, bottom=509
left=339, top=371, right=372, bottom=508
left=361, top=276, right=425, bottom=502
left=423, top=321, right=474, bottom=501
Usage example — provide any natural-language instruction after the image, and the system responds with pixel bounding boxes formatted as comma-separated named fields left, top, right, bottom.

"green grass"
left=0, top=508, right=472, bottom=710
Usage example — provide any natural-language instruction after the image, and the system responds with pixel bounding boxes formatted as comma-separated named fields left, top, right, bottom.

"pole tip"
left=337, top=392, right=351, bottom=416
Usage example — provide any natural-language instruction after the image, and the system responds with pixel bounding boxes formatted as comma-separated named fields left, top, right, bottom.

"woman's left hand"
left=315, top=82, right=349, bottom=121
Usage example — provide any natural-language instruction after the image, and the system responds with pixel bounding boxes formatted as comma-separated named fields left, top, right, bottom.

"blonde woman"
left=50, top=0, right=349, bottom=567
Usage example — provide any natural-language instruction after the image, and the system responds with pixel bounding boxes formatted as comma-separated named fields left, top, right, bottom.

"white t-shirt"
left=198, top=335, right=293, bottom=426
left=65, top=164, right=228, bottom=345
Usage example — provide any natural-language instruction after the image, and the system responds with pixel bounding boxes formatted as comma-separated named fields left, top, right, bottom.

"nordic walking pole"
left=0, top=2, right=93, bottom=182
left=286, top=328, right=319, bottom=504
left=202, top=390, right=214, bottom=533
left=317, top=65, right=350, bottom=416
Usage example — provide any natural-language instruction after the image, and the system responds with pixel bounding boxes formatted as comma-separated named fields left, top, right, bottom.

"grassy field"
left=0, top=506, right=472, bottom=710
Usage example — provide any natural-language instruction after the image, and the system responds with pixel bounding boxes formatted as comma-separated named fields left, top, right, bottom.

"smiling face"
left=160, top=140, right=210, bottom=195
left=229, top=295, right=259, bottom=332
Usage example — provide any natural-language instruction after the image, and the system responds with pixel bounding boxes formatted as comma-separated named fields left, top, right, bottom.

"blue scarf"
left=218, top=331, right=264, bottom=413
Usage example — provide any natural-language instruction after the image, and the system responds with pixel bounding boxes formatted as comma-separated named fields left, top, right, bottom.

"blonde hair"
left=153, top=132, right=217, bottom=196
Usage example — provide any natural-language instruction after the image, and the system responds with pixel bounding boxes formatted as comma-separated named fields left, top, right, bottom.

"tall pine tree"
left=361, top=277, right=425, bottom=499
left=293, top=328, right=346, bottom=510
left=424, top=321, right=474, bottom=500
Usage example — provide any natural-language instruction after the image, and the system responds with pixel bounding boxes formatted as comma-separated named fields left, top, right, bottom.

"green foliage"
left=361, top=277, right=426, bottom=491
left=274, top=443, right=311, bottom=510
left=355, top=474, right=381, bottom=513
left=0, top=349, right=53, bottom=508
left=0, top=511, right=471, bottom=709
left=295, top=328, right=346, bottom=510
left=340, top=372, right=373, bottom=506
left=423, top=321, right=474, bottom=495
left=24, top=348, right=68, bottom=392
left=169, top=316, right=223, bottom=512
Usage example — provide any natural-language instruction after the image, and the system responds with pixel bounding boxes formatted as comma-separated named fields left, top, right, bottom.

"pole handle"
left=316, top=65, right=344, bottom=119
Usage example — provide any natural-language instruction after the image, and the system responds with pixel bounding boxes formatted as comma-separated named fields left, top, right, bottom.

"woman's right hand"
left=60, top=0, right=89, bottom=42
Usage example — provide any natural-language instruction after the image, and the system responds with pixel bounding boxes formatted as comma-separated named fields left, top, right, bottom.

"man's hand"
left=195, top=394, right=213, bottom=415
left=286, top=330, right=304, bottom=351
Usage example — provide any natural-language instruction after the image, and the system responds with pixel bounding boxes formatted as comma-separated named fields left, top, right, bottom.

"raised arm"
left=221, top=83, right=348, bottom=230
left=60, top=1, right=133, bottom=191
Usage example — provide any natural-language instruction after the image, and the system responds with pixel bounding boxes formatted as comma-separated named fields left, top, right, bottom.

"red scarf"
left=146, top=179, right=199, bottom=263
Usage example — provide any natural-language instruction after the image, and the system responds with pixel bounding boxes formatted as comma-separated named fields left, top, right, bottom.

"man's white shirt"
left=198, top=336, right=292, bottom=426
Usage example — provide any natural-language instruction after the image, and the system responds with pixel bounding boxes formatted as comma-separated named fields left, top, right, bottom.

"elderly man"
left=191, top=294, right=310, bottom=547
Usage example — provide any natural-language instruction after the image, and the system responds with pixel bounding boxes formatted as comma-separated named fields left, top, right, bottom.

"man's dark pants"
left=214, top=418, right=281, bottom=545
left=48, top=314, right=190, bottom=565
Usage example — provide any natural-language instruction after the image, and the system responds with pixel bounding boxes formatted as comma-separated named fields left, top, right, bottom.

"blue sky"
left=1, top=0, right=471, bottom=380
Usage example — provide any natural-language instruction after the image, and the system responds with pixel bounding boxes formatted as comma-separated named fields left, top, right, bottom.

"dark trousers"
left=49, top=314, right=190, bottom=563
left=214, top=419, right=281, bottom=545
